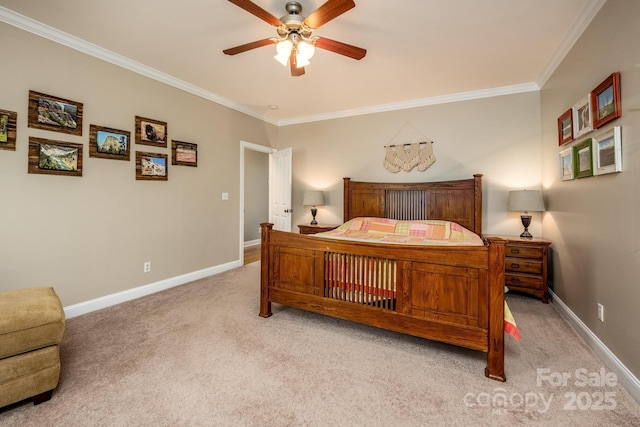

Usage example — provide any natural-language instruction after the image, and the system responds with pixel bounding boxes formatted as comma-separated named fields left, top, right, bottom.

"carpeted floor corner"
left=1, top=262, right=638, bottom=426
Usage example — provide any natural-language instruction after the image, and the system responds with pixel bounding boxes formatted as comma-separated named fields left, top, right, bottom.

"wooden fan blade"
left=304, top=0, right=355, bottom=29
left=291, top=65, right=305, bottom=77
left=223, top=38, right=274, bottom=55
left=228, top=0, right=282, bottom=26
left=290, top=50, right=305, bottom=76
left=315, top=37, right=366, bottom=60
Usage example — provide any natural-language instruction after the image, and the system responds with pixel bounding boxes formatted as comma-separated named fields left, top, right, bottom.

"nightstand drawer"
left=483, top=234, right=551, bottom=303
left=505, top=257, right=542, bottom=275
left=506, top=274, right=543, bottom=290
left=505, top=245, right=543, bottom=259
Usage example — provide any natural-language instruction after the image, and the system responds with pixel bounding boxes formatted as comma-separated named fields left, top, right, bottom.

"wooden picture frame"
left=557, top=108, right=573, bottom=146
left=0, top=109, right=17, bottom=151
left=172, top=140, right=197, bottom=167
left=28, top=137, right=83, bottom=176
left=89, top=125, right=131, bottom=160
left=573, top=138, right=594, bottom=179
left=594, top=126, right=622, bottom=175
left=591, top=72, right=621, bottom=129
left=135, top=116, right=167, bottom=148
left=559, top=147, right=574, bottom=181
left=136, top=151, right=168, bottom=181
left=28, top=91, right=83, bottom=136
left=572, top=95, right=592, bottom=138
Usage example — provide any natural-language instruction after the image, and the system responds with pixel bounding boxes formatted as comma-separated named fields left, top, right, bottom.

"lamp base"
left=520, top=214, right=532, bottom=239
left=310, top=207, right=318, bottom=225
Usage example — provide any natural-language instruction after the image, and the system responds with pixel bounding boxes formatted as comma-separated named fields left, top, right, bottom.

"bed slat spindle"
left=323, top=252, right=397, bottom=311
left=386, top=190, right=427, bottom=220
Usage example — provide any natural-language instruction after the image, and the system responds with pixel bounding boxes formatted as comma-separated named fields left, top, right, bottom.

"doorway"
left=240, top=141, right=274, bottom=264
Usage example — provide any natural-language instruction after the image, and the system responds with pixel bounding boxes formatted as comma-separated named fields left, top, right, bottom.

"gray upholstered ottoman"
left=0, top=287, right=65, bottom=408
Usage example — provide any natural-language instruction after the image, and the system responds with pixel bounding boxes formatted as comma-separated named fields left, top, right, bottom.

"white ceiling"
left=0, top=0, right=604, bottom=125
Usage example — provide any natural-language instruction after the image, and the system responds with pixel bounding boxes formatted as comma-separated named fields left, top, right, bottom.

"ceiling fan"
left=223, top=0, right=367, bottom=76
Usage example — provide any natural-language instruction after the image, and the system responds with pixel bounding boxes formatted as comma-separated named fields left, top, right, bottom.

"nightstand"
left=298, top=224, right=339, bottom=235
left=488, top=235, right=552, bottom=303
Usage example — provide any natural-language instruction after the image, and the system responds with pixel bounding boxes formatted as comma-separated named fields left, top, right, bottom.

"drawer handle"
left=510, top=263, right=520, bottom=269
left=510, top=277, right=521, bottom=285
left=510, top=249, right=520, bottom=254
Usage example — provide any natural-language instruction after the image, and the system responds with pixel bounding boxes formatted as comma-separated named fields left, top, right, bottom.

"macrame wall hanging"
left=383, top=122, right=436, bottom=173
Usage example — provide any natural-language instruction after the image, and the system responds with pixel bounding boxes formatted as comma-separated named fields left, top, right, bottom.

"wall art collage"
left=557, top=72, right=622, bottom=181
left=0, top=90, right=198, bottom=180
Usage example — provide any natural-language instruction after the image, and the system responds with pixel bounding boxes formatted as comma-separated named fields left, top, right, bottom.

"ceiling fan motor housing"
left=285, top=1, right=302, bottom=15
left=278, top=1, right=311, bottom=37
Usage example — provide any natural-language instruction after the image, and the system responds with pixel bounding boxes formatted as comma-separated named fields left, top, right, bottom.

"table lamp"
left=303, top=190, right=325, bottom=225
left=507, top=190, right=545, bottom=238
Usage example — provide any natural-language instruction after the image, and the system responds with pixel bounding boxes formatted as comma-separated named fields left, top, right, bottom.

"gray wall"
left=280, top=93, right=544, bottom=235
left=540, top=0, right=640, bottom=378
left=0, top=22, right=276, bottom=306
left=243, top=149, right=269, bottom=242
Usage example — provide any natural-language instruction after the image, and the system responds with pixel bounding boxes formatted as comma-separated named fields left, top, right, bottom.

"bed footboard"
left=259, top=223, right=506, bottom=381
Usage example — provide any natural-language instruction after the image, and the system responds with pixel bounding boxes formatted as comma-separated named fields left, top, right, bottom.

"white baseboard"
left=244, top=239, right=260, bottom=247
left=550, top=289, right=640, bottom=403
left=63, top=260, right=242, bottom=319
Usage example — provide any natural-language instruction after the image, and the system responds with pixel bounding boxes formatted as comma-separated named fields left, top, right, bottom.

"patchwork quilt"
left=315, top=217, right=484, bottom=246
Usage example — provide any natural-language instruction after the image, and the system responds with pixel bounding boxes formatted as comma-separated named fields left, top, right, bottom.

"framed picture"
left=572, top=95, right=592, bottom=138
left=89, top=125, right=131, bottom=160
left=573, top=138, right=594, bottom=179
left=136, top=151, right=168, bottom=181
left=28, top=91, right=83, bottom=136
left=135, top=116, right=167, bottom=147
left=28, top=137, right=83, bottom=176
left=557, top=108, right=573, bottom=146
left=591, top=72, right=621, bottom=129
left=559, top=147, right=574, bottom=181
left=0, top=109, right=17, bottom=151
left=172, top=140, right=197, bottom=167
left=594, top=126, right=622, bottom=175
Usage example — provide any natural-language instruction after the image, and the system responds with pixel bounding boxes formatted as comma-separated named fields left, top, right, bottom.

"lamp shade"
left=507, top=190, right=545, bottom=213
left=274, top=39, right=292, bottom=66
left=303, top=190, right=325, bottom=206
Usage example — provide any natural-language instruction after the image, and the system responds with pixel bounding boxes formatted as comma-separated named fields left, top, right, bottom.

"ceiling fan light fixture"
left=276, top=38, right=293, bottom=55
left=274, top=51, right=290, bottom=66
left=295, top=52, right=310, bottom=68
left=297, top=39, right=315, bottom=60
left=274, top=39, right=293, bottom=66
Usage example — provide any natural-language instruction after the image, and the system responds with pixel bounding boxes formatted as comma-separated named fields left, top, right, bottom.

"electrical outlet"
left=597, top=303, right=604, bottom=322
left=143, top=261, right=151, bottom=273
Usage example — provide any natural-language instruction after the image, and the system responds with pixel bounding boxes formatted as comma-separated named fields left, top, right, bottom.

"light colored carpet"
left=1, top=262, right=638, bottom=426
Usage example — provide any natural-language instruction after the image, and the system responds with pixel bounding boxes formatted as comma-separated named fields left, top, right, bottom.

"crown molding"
left=536, top=0, right=607, bottom=88
left=0, top=6, right=269, bottom=123
left=276, top=82, right=540, bottom=126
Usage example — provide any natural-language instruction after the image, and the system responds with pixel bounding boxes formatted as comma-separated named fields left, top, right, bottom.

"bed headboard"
left=343, top=174, right=483, bottom=235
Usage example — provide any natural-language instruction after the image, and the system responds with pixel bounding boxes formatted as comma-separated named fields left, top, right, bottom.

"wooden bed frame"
left=260, top=174, right=507, bottom=381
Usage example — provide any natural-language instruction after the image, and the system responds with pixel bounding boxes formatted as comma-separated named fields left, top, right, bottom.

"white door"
left=269, top=147, right=292, bottom=231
